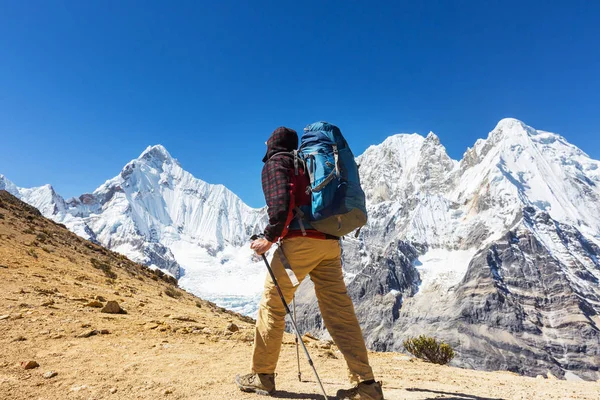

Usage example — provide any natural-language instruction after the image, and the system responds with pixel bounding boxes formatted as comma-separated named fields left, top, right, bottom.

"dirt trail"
left=0, top=190, right=598, bottom=400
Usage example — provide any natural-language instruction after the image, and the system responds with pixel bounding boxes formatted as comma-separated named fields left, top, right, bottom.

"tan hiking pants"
left=251, top=237, right=375, bottom=384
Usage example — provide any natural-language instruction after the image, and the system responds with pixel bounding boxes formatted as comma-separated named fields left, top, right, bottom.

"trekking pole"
left=293, top=296, right=302, bottom=382
left=251, top=235, right=327, bottom=400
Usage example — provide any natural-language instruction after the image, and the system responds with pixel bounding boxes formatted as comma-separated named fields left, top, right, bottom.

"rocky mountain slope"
left=2, top=118, right=600, bottom=381
left=1, top=190, right=599, bottom=400
left=294, top=118, right=600, bottom=381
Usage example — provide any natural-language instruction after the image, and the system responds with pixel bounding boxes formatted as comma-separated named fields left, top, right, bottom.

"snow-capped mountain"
left=1, top=146, right=268, bottom=314
left=294, top=118, right=600, bottom=381
left=3, top=118, right=599, bottom=380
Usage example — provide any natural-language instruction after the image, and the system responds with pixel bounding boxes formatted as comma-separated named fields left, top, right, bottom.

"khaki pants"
left=251, top=237, right=374, bottom=384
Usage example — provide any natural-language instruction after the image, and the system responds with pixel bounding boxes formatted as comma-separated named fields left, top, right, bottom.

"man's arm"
left=261, top=157, right=291, bottom=243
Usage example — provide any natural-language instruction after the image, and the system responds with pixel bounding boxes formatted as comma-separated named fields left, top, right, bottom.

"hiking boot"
left=336, top=381, right=384, bottom=400
left=235, top=373, right=276, bottom=396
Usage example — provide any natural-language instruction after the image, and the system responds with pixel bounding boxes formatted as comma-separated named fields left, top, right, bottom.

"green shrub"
left=164, top=287, right=182, bottom=299
left=90, top=257, right=117, bottom=279
left=403, top=335, right=455, bottom=365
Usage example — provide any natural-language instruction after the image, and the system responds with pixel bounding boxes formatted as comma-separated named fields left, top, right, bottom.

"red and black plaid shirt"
left=262, top=153, right=295, bottom=242
left=261, top=127, right=298, bottom=242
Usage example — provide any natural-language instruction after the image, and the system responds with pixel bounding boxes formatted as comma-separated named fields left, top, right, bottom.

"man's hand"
left=251, top=238, right=273, bottom=255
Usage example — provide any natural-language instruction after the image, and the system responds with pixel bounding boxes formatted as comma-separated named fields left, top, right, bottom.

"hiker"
left=236, top=126, right=384, bottom=400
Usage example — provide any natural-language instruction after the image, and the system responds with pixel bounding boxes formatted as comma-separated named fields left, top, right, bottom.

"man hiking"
left=236, top=126, right=384, bottom=400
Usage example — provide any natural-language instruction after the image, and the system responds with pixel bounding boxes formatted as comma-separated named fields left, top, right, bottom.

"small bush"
left=164, top=287, right=182, bottom=299
left=90, top=257, right=117, bottom=279
left=23, top=228, right=35, bottom=235
left=26, top=248, right=38, bottom=259
left=0, top=212, right=5, bottom=219
left=403, top=335, right=455, bottom=365
left=36, top=232, right=48, bottom=243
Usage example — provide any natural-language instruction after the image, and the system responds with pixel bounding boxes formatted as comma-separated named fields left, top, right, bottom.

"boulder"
left=21, top=360, right=39, bottom=370
left=101, top=301, right=126, bottom=314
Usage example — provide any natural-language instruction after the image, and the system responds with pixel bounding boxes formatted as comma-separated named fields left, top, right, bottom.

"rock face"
left=293, top=119, right=600, bottom=381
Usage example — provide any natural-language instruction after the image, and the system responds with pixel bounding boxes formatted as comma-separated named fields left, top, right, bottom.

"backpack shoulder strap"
left=292, top=150, right=299, bottom=175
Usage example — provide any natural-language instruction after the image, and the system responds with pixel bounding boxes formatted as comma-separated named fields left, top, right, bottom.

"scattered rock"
left=227, top=323, right=239, bottom=333
left=109, top=387, right=118, bottom=394
left=95, top=295, right=107, bottom=302
left=319, top=349, right=338, bottom=359
left=70, top=385, right=88, bottom=392
left=11, top=335, right=27, bottom=342
left=86, top=300, right=103, bottom=308
left=76, top=330, right=99, bottom=338
left=21, top=360, right=39, bottom=370
left=101, top=301, right=126, bottom=314
left=0, top=315, right=9, bottom=320
left=100, top=329, right=110, bottom=335
left=69, top=297, right=89, bottom=303
left=164, top=388, right=174, bottom=395
left=43, top=371, right=58, bottom=379
left=34, top=287, right=58, bottom=295
left=147, top=323, right=159, bottom=330
left=0, top=264, right=8, bottom=269
left=12, top=313, right=23, bottom=320
left=41, top=300, right=55, bottom=307
left=81, top=323, right=92, bottom=328
left=171, top=315, right=197, bottom=322
left=50, top=334, right=64, bottom=339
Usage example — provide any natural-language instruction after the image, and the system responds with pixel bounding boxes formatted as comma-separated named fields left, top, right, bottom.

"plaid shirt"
left=262, top=153, right=294, bottom=242
left=261, top=127, right=298, bottom=242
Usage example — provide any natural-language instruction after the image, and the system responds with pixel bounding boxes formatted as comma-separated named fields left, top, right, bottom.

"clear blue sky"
left=1, top=1, right=599, bottom=208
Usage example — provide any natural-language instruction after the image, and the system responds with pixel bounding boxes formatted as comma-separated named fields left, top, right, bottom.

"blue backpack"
left=296, top=121, right=367, bottom=237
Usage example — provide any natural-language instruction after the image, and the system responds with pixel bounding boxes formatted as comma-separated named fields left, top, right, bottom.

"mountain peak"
left=139, top=144, right=174, bottom=163
left=488, top=118, right=532, bottom=141
left=425, top=131, right=441, bottom=144
left=495, top=117, right=526, bottom=130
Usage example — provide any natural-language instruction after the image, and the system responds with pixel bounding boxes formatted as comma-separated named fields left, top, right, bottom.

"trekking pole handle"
left=250, top=233, right=265, bottom=241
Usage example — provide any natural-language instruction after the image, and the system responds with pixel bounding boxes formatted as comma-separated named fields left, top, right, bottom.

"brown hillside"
left=0, top=190, right=598, bottom=400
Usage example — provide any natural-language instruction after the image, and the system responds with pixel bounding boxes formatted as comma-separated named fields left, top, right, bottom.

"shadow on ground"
left=406, top=388, right=506, bottom=400
left=272, top=390, right=336, bottom=399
